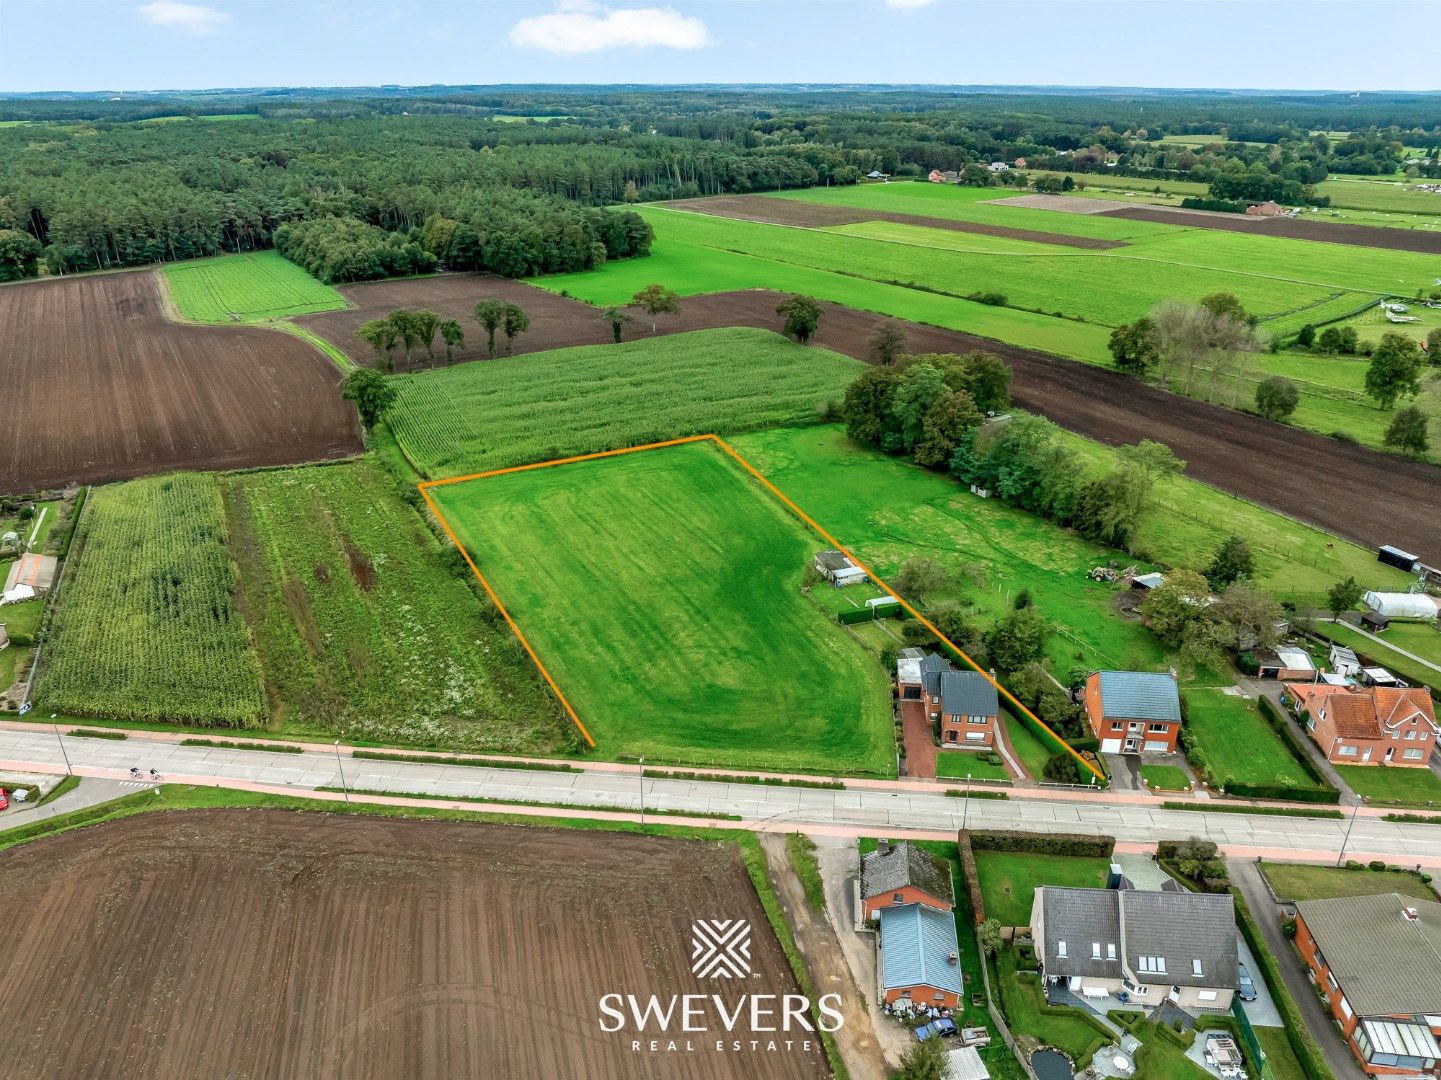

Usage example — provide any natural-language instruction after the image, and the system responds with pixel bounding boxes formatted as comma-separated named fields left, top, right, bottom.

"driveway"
left=1105, top=754, right=1142, bottom=792
left=900, top=699, right=936, bottom=780
left=1228, top=859, right=1366, bottom=1080
left=1235, top=932, right=1282, bottom=1029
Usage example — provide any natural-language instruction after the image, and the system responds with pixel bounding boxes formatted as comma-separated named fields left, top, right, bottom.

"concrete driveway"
left=1236, top=932, right=1282, bottom=1028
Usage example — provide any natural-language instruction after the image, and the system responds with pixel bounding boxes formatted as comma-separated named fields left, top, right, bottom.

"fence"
left=1230, top=995, right=1275, bottom=1080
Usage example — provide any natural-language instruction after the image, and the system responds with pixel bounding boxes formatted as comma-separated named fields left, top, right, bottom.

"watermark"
left=597, top=917, right=843, bottom=1057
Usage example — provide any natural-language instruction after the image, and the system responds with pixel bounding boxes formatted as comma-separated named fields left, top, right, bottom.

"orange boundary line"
left=420, top=435, right=1102, bottom=781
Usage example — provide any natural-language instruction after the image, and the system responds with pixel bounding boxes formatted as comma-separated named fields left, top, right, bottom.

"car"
left=0, top=788, right=7, bottom=812
left=914, top=1018, right=957, bottom=1041
left=1237, top=961, right=1257, bottom=1002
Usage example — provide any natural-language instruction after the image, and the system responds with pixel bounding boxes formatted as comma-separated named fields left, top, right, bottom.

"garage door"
left=1144, top=740, right=1169, bottom=752
left=1101, top=739, right=1122, bottom=754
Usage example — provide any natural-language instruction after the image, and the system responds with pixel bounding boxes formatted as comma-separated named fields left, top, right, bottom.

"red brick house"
left=1084, top=671, right=1182, bottom=755
left=859, top=841, right=954, bottom=921
left=896, top=651, right=1001, bottom=749
left=1287, top=683, right=1439, bottom=767
left=1294, top=893, right=1441, bottom=1075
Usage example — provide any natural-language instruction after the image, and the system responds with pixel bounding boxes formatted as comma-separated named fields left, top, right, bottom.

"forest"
left=0, top=86, right=1437, bottom=280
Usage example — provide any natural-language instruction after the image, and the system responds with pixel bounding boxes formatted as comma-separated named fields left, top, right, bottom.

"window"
left=1138, top=955, right=1167, bottom=975
left=1107, top=944, right=1117, bottom=960
left=1111, top=721, right=1124, bottom=732
left=1092, top=943, right=1101, bottom=959
left=1405, top=730, right=1416, bottom=740
left=1422, top=732, right=1430, bottom=741
left=894, top=893, right=905, bottom=904
left=968, top=715, right=989, bottom=725
left=1337, top=745, right=1359, bottom=757
left=1404, top=749, right=1424, bottom=760
left=1192, top=959, right=1203, bottom=978
left=965, top=732, right=987, bottom=743
left=902, top=686, right=921, bottom=700
left=945, top=730, right=957, bottom=743
left=1149, top=723, right=1170, bottom=733
left=1058, top=941, right=1067, bottom=958
left=1340, top=997, right=1353, bottom=1019
left=1198, top=991, right=1218, bottom=1002
left=1326, top=973, right=1338, bottom=993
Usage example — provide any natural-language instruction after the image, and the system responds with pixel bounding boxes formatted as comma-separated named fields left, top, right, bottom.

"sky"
left=1, top=1, right=1439, bottom=95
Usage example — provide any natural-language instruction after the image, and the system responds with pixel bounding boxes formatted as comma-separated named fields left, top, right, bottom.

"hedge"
left=1182, top=697, right=1340, bottom=805
left=837, top=603, right=901, bottom=624
left=1180, top=196, right=1246, bottom=213
left=1161, top=801, right=1343, bottom=819
left=968, top=829, right=1115, bottom=859
left=1231, top=888, right=1336, bottom=1080
left=956, top=830, right=986, bottom=925
left=1256, top=696, right=1338, bottom=793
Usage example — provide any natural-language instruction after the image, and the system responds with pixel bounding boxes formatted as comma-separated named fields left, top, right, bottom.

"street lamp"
left=962, top=773, right=972, bottom=831
left=334, top=740, right=349, bottom=804
left=638, top=757, right=645, bottom=826
left=1336, top=796, right=1366, bottom=867
left=51, top=718, right=72, bottom=777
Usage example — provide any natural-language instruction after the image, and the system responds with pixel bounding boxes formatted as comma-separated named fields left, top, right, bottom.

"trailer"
left=1378, top=545, right=1421, bottom=573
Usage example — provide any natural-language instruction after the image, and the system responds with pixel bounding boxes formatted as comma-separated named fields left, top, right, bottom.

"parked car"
left=0, top=788, right=7, bottom=812
left=1237, top=961, right=1257, bottom=1002
left=914, top=1018, right=957, bottom=1041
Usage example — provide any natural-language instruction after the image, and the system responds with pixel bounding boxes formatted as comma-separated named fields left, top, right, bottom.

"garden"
left=1260, top=860, right=1437, bottom=903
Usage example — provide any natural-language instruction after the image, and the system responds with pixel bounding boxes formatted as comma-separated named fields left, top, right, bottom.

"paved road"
left=3, top=729, right=1441, bottom=866
left=1230, top=859, right=1366, bottom=1080
left=0, top=776, right=145, bottom=833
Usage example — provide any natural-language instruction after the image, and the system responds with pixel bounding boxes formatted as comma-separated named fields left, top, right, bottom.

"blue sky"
left=2, top=1, right=1438, bottom=94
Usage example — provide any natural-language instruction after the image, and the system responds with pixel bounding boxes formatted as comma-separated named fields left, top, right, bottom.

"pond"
left=1031, top=1048, right=1075, bottom=1080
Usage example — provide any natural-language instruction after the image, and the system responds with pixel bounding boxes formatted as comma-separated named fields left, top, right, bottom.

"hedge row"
left=969, top=828, right=1115, bottom=858
left=837, top=603, right=901, bottom=625
left=956, top=830, right=986, bottom=925
left=1256, top=696, right=1339, bottom=794
left=1231, top=888, right=1337, bottom=1080
left=1160, top=801, right=1344, bottom=819
left=1181, top=697, right=1340, bottom=804
left=1180, top=196, right=1246, bottom=213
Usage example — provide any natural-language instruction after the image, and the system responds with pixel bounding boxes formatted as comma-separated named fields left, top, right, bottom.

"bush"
left=965, top=291, right=1008, bottom=306
left=1369, top=860, right=1387, bottom=872
left=969, top=829, right=1115, bottom=858
left=1180, top=196, right=1246, bottom=213
left=957, top=830, right=986, bottom=924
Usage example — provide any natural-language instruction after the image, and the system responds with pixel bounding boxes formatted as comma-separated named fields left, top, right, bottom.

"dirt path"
left=758, top=833, right=889, bottom=1080
left=658, top=194, right=1126, bottom=249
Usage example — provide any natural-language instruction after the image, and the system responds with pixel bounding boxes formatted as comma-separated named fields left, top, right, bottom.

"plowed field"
left=0, top=271, right=360, bottom=493
left=0, top=809, right=826, bottom=1080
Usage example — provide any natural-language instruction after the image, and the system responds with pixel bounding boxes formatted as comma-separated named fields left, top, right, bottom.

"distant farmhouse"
left=813, top=549, right=867, bottom=588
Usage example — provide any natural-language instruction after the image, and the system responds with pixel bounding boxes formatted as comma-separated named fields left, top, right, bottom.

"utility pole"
left=1336, top=796, right=1365, bottom=866
left=638, top=757, right=645, bottom=827
left=51, top=718, right=72, bottom=777
left=962, top=773, right=972, bottom=831
left=334, top=740, right=349, bottom=805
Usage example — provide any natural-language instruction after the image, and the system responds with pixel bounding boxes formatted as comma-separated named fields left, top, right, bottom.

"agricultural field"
left=222, top=460, right=569, bottom=752
left=426, top=439, right=895, bottom=775
left=1182, top=689, right=1315, bottom=792
left=0, top=808, right=824, bottom=1080
left=1316, top=176, right=1441, bottom=216
left=387, top=327, right=862, bottom=479
left=34, top=473, right=267, bottom=726
left=1327, top=299, right=1441, bottom=347
left=163, top=250, right=347, bottom=322
left=0, top=271, right=361, bottom=493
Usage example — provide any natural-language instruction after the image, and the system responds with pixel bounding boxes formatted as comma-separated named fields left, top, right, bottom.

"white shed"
left=1363, top=592, right=1440, bottom=621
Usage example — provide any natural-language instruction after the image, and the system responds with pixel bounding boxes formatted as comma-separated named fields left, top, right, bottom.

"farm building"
left=1363, top=592, right=1439, bottom=622
left=813, top=549, right=867, bottom=587
left=1287, top=683, right=1438, bottom=767
left=1293, top=893, right=1441, bottom=1076
left=1361, top=611, right=1391, bottom=633
left=1083, top=670, right=1182, bottom=754
left=877, top=902, right=963, bottom=1009
left=1379, top=545, right=1422, bottom=574
left=860, top=840, right=954, bottom=920
left=2, top=553, right=56, bottom=602
left=1130, top=572, right=1164, bottom=591
left=1256, top=646, right=1317, bottom=682
left=937, top=670, right=1000, bottom=749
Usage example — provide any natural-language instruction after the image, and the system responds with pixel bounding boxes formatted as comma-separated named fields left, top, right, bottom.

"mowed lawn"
left=162, top=250, right=347, bottom=322
left=1335, top=764, right=1441, bottom=807
left=973, top=850, right=1111, bottom=926
left=1184, top=689, right=1315, bottom=791
left=1260, top=861, right=1438, bottom=902
left=428, top=439, right=895, bottom=775
left=388, top=328, right=864, bottom=479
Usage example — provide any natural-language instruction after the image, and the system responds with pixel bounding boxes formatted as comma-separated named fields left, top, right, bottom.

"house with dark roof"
left=860, top=840, right=954, bottom=920
left=897, top=649, right=952, bottom=708
left=1294, top=893, right=1441, bottom=1076
left=1084, top=670, right=1183, bottom=755
left=1030, top=886, right=1238, bottom=1011
left=878, top=903, right=964, bottom=1009
left=939, top=670, right=1000, bottom=750
left=1287, top=683, right=1439, bottom=768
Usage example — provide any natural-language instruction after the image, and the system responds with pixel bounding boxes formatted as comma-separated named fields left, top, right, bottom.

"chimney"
left=1404, top=907, right=1420, bottom=922
left=948, top=952, right=959, bottom=965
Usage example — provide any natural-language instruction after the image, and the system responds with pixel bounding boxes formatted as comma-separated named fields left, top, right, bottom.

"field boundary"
left=419, top=434, right=1102, bottom=779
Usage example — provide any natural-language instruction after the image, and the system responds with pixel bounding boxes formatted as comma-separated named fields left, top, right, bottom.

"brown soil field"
left=0, top=272, right=361, bottom=493
left=655, top=193, right=1126, bottom=249
left=0, top=809, right=826, bottom=1080
left=1100, top=206, right=1441, bottom=254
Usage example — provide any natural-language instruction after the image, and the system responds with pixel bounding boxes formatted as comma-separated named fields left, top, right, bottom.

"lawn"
left=1141, top=764, right=1192, bottom=792
left=221, top=460, right=570, bottom=753
left=1183, top=689, right=1316, bottom=792
left=1003, top=715, right=1058, bottom=780
left=427, top=439, right=895, bottom=775
left=994, top=948, right=1112, bottom=1066
left=162, top=250, right=347, bottom=322
left=386, top=328, right=864, bottom=479
left=1260, top=861, right=1438, bottom=902
left=972, top=850, right=1111, bottom=926
left=1335, top=764, right=1441, bottom=807
left=1131, top=1022, right=1211, bottom=1080
left=1256, top=1027, right=1309, bottom=1080
left=936, top=750, right=1011, bottom=782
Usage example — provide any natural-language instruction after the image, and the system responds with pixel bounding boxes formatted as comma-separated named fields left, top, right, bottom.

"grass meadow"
left=1183, top=689, right=1314, bottom=790
left=1334, top=764, right=1441, bottom=807
left=428, top=439, right=896, bottom=775
left=386, top=327, right=863, bottom=479
left=973, top=850, right=1112, bottom=926
left=1260, top=861, right=1437, bottom=902
left=162, top=250, right=347, bottom=322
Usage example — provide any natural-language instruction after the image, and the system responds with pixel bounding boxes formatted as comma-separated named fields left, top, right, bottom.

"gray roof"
left=1111, top=855, right=1183, bottom=893
left=1295, top=893, right=1441, bottom=1016
left=1097, top=671, right=1182, bottom=723
left=861, top=842, right=955, bottom=907
left=920, top=652, right=952, bottom=699
left=814, top=549, right=852, bottom=572
left=879, top=903, right=963, bottom=996
left=940, top=670, right=999, bottom=718
left=1037, top=887, right=1237, bottom=989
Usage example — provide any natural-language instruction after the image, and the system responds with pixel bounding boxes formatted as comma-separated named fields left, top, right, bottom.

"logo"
left=690, top=919, right=752, bottom=979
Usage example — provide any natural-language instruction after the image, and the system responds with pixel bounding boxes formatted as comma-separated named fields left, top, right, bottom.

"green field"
left=387, top=328, right=863, bottom=479
left=1002, top=715, right=1057, bottom=779
left=1335, top=764, right=1441, bottom=807
left=428, top=439, right=895, bottom=774
left=1183, top=689, right=1314, bottom=791
left=973, top=850, right=1111, bottom=926
left=222, top=460, right=569, bottom=752
left=1331, top=300, right=1441, bottom=347
left=162, top=250, right=347, bottom=322
left=34, top=474, right=267, bottom=726
left=995, top=950, right=1112, bottom=1067
left=1261, top=861, right=1438, bottom=902
left=1316, top=177, right=1441, bottom=216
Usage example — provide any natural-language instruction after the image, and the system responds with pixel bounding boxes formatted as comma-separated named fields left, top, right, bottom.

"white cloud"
left=509, top=4, right=711, bottom=55
left=136, top=1, right=231, bottom=34
left=884, top=0, right=936, bottom=8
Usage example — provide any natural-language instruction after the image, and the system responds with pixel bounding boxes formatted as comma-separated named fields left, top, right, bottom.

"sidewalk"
left=0, top=777, right=144, bottom=834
